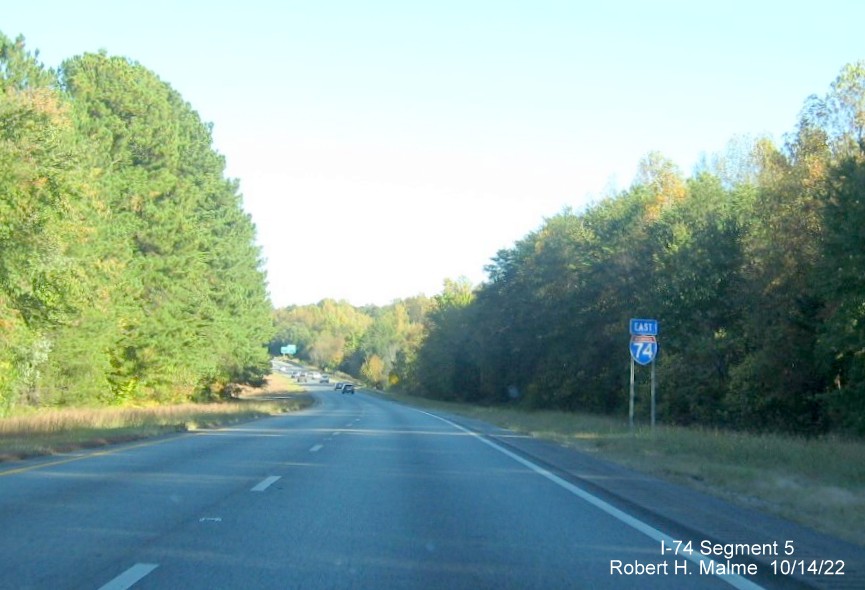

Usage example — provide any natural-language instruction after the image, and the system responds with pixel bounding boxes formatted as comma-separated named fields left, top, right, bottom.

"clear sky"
left=5, top=1, right=864, bottom=307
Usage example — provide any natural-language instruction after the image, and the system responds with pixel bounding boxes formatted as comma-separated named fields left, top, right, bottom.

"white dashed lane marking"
left=251, top=476, right=281, bottom=492
left=97, top=563, right=158, bottom=590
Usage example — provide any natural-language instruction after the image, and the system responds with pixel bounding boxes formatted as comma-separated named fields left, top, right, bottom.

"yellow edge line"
left=0, top=433, right=189, bottom=477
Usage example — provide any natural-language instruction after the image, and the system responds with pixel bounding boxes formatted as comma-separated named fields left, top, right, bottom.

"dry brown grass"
left=0, top=374, right=312, bottom=462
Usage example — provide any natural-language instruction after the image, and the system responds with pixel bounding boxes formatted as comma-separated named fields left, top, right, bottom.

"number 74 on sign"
left=630, top=335, right=658, bottom=365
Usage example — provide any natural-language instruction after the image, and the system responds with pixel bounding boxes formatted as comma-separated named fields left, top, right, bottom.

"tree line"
left=15, top=21, right=856, bottom=438
left=0, top=33, right=273, bottom=413
left=412, top=61, right=865, bottom=436
left=277, top=61, right=865, bottom=437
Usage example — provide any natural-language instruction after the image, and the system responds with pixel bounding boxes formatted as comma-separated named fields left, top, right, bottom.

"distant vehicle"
left=334, top=382, right=344, bottom=390
left=320, top=375, right=330, bottom=383
left=342, top=384, right=355, bottom=395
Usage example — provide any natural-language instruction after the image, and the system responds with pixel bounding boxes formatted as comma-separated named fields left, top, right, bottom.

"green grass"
left=0, top=373, right=312, bottom=462
left=377, top=391, right=865, bottom=547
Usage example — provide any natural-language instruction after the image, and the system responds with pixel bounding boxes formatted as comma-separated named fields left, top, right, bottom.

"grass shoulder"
left=0, top=373, right=312, bottom=463
left=375, top=390, right=865, bottom=548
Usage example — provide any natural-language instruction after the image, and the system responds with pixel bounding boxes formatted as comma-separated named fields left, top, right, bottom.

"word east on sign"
left=629, top=319, right=658, bottom=336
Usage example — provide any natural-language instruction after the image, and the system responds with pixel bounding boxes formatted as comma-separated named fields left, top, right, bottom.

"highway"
left=0, top=385, right=849, bottom=589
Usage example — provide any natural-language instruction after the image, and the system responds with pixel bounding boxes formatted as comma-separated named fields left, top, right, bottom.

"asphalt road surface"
left=0, top=386, right=849, bottom=589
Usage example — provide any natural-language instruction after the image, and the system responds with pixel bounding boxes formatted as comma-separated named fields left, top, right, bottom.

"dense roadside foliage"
left=0, top=34, right=272, bottom=413
left=409, top=62, right=865, bottom=436
left=10, top=22, right=858, bottom=438
left=274, top=62, right=865, bottom=437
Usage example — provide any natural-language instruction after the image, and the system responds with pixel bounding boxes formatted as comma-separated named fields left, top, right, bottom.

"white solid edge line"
left=417, top=409, right=765, bottom=590
left=97, top=563, right=159, bottom=590
left=251, top=475, right=281, bottom=492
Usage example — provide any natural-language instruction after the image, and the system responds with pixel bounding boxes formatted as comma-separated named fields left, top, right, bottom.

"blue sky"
left=6, top=1, right=864, bottom=306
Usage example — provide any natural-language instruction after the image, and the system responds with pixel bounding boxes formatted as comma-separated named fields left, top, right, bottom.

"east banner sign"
left=629, top=318, right=658, bottom=336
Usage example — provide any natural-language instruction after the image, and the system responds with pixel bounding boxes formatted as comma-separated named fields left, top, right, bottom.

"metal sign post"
left=629, top=356, right=635, bottom=431
left=651, top=360, right=656, bottom=429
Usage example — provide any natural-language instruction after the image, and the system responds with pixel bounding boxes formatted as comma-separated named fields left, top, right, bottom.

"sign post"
left=629, top=354, right=635, bottom=430
left=629, top=319, right=659, bottom=431
left=648, top=327, right=658, bottom=429
left=651, top=358, right=656, bottom=429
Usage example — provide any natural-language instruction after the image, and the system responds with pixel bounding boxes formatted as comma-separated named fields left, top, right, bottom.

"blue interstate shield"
left=629, top=335, right=657, bottom=365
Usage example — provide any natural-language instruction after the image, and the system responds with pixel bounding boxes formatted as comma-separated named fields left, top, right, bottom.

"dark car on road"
left=342, top=384, right=355, bottom=394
